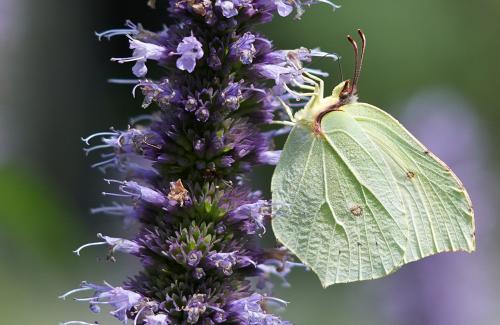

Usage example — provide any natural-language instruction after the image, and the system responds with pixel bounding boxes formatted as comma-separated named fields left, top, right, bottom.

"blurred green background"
left=1, top=0, right=499, bottom=324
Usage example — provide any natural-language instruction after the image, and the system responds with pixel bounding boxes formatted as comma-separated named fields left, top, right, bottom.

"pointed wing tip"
left=320, top=280, right=331, bottom=289
left=467, top=242, right=477, bottom=253
left=320, top=281, right=335, bottom=289
left=318, top=275, right=340, bottom=288
left=318, top=276, right=350, bottom=288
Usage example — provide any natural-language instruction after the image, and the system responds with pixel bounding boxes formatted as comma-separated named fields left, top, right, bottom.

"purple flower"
left=227, top=294, right=290, bottom=324
left=174, top=36, right=204, bottom=73
left=256, top=63, right=303, bottom=91
left=184, top=96, right=198, bottom=112
left=218, top=155, right=234, bottom=167
left=275, top=0, right=340, bottom=19
left=221, top=81, right=243, bottom=110
left=215, top=0, right=239, bottom=18
left=184, top=294, right=208, bottom=323
left=275, top=0, right=294, bottom=17
left=206, top=252, right=238, bottom=275
left=186, top=250, right=203, bottom=267
left=112, top=38, right=166, bottom=77
left=195, top=107, right=210, bottom=122
left=231, top=32, right=257, bottom=64
left=135, top=79, right=177, bottom=108
left=73, top=233, right=141, bottom=258
left=82, top=127, right=163, bottom=173
left=255, top=47, right=338, bottom=96
left=206, top=251, right=257, bottom=275
left=258, top=150, right=282, bottom=165
left=60, top=282, right=143, bottom=323
left=213, top=310, right=227, bottom=323
left=228, top=200, right=270, bottom=235
left=102, top=179, right=167, bottom=206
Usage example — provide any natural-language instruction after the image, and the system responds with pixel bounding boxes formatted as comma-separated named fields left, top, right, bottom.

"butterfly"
left=271, top=30, right=475, bottom=287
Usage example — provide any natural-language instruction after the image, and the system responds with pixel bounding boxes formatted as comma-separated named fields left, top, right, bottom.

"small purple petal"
left=175, top=36, right=204, bottom=73
left=187, top=250, right=203, bottom=267
left=132, top=60, right=148, bottom=77
left=258, top=150, right=282, bottom=165
left=216, top=0, right=239, bottom=18
left=195, top=107, right=210, bottom=122
left=275, top=0, right=293, bottom=17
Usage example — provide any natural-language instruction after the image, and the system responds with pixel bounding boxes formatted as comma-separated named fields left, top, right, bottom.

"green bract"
left=271, top=34, right=475, bottom=287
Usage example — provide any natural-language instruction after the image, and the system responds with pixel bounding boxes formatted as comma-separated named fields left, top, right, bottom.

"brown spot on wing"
left=406, top=171, right=416, bottom=179
left=350, top=205, right=363, bottom=216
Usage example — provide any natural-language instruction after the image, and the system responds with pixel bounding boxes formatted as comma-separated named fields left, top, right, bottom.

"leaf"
left=271, top=88, right=475, bottom=287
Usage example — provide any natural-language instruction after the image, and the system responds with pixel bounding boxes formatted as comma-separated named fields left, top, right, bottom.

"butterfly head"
left=294, top=30, right=366, bottom=131
left=328, top=29, right=367, bottom=105
left=331, top=80, right=357, bottom=103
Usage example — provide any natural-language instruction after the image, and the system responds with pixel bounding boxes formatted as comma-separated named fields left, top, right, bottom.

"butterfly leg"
left=283, top=84, right=318, bottom=98
left=303, top=71, right=324, bottom=98
left=277, top=97, right=295, bottom=122
left=270, top=120, right=296, bottom=127
left=292, top=80, right=316, bottom=91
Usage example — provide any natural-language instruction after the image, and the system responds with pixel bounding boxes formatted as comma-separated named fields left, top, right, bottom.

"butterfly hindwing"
left=344, top=103, right=475, bottom=261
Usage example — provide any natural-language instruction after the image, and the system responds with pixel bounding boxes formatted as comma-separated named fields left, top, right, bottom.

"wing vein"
left=321, top=142, right=345, bottom=281
left=322, top=133, right=405, bottom=234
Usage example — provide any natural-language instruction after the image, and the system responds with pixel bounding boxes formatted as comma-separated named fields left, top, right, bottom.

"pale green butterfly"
left=271, top=30, right=475, bottom=288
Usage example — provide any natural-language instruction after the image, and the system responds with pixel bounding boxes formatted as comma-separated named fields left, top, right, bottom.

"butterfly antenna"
left=346, top=29, right=366, bottom=95
left=355, top=29, right=366, bottom=94
left=346, top=34, right=359, bottom=92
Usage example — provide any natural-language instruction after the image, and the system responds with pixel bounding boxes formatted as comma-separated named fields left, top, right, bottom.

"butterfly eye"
left=339, top=80, right=352, bottom=99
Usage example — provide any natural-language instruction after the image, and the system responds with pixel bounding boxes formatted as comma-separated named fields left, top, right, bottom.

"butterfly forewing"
left=344, top=103, right=475, bottom=261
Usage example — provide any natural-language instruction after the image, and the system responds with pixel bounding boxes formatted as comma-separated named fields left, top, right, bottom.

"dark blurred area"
left=1, top=0, right=499, bottom=324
